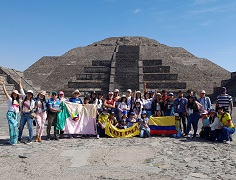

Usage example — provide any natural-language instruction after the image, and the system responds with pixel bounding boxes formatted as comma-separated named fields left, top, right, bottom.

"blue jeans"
left=186, top=112, right=200, bottom=136
left=218, top=127, right=235, bottom=142
left=18, top=114, right=33, bottom=141
left=140, top=128, right=150, bottom=138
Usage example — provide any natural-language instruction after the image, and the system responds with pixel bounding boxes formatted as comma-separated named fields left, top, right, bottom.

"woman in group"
left=143, top=92, right=152, bottom=118
left=18, top=79, right=35, bottom=144
left=217, top=106, right=235, bottom=144
left=117, top=95, right=130, bottom=119
left=34, top=90, right=47, bottom=143
left=139, top=110, right=150, bottom=138
left=184, top=96, right=200, bottom=138
left=208, top=109, right=221, bottom=141
left=1, top=79, right=21, bottom=145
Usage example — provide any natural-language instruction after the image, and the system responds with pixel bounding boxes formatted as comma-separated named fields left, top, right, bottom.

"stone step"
left=145, top=81, right=186, bottom=89
left=118, top=46, right=139, bottom=52
left=143, top=66, right=170, bottom=73
left=68, top=80, right=108, bottom=89
left=84, top=66, right=110, bottom=73
left=92, top=60, right=111, bottom=67
left=143, top=73, right=178, bottom=81
left=143, top=60, right=162, bottom=66
left=76, top=73, right=110, bottom=80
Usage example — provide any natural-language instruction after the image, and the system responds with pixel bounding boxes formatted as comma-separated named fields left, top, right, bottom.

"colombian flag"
left=149, top=116, right=177, bottom=135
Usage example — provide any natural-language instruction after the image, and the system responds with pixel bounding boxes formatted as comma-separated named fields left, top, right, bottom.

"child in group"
left=139, top=110, right=150, bottom=138
left=117, top=111, right=128, bottom=129
left=127, top=112, right=137, bottom=128
left=199, top=110, right=211, bottom=139
left=173, top=113, right=182, bottom=138
left=107, top=111, right=118, bottom=127
left=97, top=108, right=109, bottom=139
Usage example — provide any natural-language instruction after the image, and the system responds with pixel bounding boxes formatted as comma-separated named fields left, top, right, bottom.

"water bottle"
left=189, top=131, right=193, bottom=139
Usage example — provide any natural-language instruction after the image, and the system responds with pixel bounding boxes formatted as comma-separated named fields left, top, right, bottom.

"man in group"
left=174, top=90, right=188, bottom=134
left=198, top=90, right=211, bottom=112
left=216, top=87, right=233, bottom=116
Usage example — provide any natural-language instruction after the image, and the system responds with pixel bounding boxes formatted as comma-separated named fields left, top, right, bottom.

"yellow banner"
left=105, top=122, right=140, bottom=138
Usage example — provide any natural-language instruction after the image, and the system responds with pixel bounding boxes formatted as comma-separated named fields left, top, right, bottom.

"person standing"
left=18, top=79, right=35, bottom=144
left=46, top=91, right=61, bottom=140
left=216, top=87, right=233, bottom=116
left=34, top=91, right=47, bottom=143
left=198, top=90, right=211, bottom=112
left=174, top=90, right=188, bottom=134
left=1, top=79, right=21, bottom=145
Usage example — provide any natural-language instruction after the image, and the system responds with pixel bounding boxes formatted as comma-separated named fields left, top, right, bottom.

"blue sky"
left=0, top=0, right=235, bottom=72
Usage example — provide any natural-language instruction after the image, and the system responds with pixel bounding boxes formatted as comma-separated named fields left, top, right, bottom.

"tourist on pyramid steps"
left=198, top=90, right=211, bottom=112
left=139, top=110, right=150, bottom=138
left=216, top=87, right=233, bottom=116
left=96, top=108, right=109, bottom=139
left=151, top=93, right=164, bottom=116
left=199, top=110, right=211, bottom=139
left=46, top=91, right=61, bottom=141
left=117, top=111, right=128, bottom=129
left=113, top=89, right=120, bottom=120
left=96, top=93, right=104, bottom=114
left=133, top=100, right=142, bottom=121
left=69, top=89, right=82, bottom=104
left=184, top=96, right=200, bottom=138
left=127, top=112, right=138, bottom=128
left=34, top=91, right=47, bottom=143
left=117, top=95, right=130, bottom=119
left=104, top=91, right=115, bottom=114
left=163, top=92, right=175, bottom=116
left=0, top=79, right=21, bottom=145
left=107, top=111, right=118, bottom=127
left=58, top=91, right=68, bottom=102
left=18, top=79, right=35, bottom=144
left=217, top=106, right=235, bottom=144
left=173, top=90, right=188, bottom=134
left=208, top=109, right=221, bottom=141
left=89, top=91, right=98, bottom=105
left=126, top=89, right=134, bottom=115
left=143, top=92, right=152, bottom=118
left=134, top=90, right=144, bottom=106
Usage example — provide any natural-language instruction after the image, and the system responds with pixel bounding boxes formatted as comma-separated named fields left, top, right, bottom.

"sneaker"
left=26, top=140, right=32, bottom=145
left=96, top=134, right=100, bottom=139
left=46, top=137, right=51, bottom=141
left=224, top=141, right=230, bottom=144
left=229, top=134, right=233, bottom=141
left=54, top=136, right=59, bottom=141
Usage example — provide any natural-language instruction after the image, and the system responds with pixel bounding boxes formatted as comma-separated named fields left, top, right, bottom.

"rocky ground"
left=0, top=104, right=235, bottom=180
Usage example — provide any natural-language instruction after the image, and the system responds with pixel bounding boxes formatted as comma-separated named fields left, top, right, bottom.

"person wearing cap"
left=139, top=110, right=150, bottom=138
left=217, top=106, right=235, bottom=144
left=34, top=90, right=47, bottom=142
left=126, top=89, right=134, bottom=113
left=173, top=90, right=188, bottom=134
left=18, top=78, right=35, bottom=144
left=208, top=109, right=221, bottom=141
left=117, top=110, right=128, bottom=129
left=104, top=92, right=115, bottom=114
left=58, top=91, right=67, bottom=102
left=164, top=92, right=175, bottom=116
left=216, top=87, right=233, bottom=116
left=117, top=95, right=130, bottom=119
left=46, top=91, right=61, bottom=140
left=199, top=110, right=211, bottom=139
left=127, top=112, right=137, bottom=128
left=97, top=108, right=109, bottom=138
left=198, top=90, right=211, bottom=112
left=107, top=111, right=118, bottom=127
left=69, top=89, right=82, bottom=104
left=1, top=79, right=21, bottom=145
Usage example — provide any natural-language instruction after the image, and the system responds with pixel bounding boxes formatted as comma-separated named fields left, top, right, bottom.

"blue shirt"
left=47, top=98, right=60, bottom=111
left=174, top=97, right=188, bottom=113
left=69, top=97, right=82, bottom=104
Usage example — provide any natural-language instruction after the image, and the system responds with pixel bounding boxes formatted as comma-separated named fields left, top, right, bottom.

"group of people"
left=1, top=79, right=235, bottom=145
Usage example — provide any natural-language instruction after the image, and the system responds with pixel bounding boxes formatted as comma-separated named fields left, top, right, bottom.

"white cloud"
left=133, top=8, right=141, bottom=14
